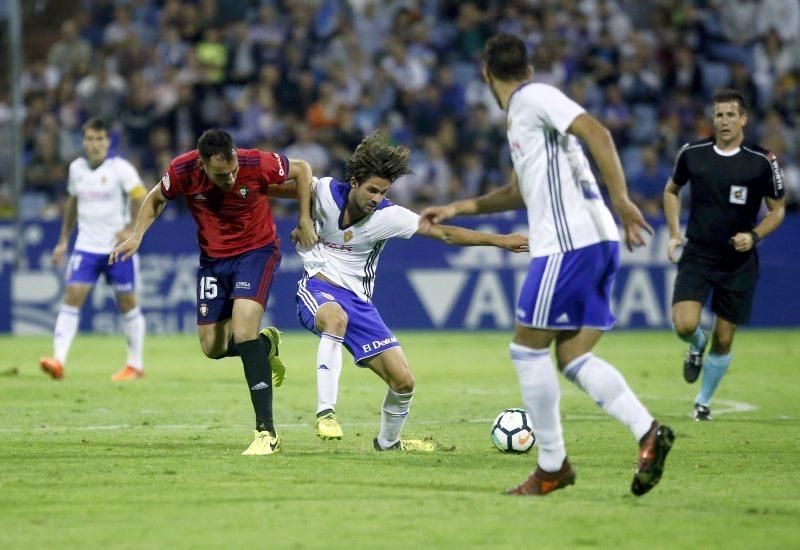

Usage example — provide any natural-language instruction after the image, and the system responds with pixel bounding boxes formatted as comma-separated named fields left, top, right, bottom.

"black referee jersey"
left=671, top=137, right=784, bottom=251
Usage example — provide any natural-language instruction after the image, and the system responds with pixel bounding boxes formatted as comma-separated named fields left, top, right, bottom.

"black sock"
left=235, top=338, right=274, bottom=433
left=212, top=335, right=239, bottom=360
left=259, top=331, right=273, bottom=356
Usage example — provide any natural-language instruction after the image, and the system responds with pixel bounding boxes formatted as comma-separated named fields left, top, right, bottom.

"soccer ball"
left=491, top=408, right=535, bottom=453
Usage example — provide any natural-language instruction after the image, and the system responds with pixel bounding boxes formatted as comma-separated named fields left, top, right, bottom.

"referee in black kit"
left=663, top=89, right=785, bottom=421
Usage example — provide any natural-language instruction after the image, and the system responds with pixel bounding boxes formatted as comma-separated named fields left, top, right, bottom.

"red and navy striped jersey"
left=161, top=148, right=289, bottom=258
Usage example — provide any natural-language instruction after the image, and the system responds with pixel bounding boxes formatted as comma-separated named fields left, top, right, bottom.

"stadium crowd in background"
left=4, top=0, right=800, bottom=219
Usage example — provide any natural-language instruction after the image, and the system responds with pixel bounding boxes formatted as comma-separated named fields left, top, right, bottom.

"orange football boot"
left=39, top=357, right=64, bottom=380
left=111, top=365, right=145, bottom=381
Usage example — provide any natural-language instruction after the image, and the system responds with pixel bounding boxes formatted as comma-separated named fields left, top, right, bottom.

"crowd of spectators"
left=5, top=0, right=800, bottom=220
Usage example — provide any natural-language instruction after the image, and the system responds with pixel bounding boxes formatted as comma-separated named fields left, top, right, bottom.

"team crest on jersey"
left=343, top=230, right=354, bottom=243
left=239, top=187, right=248, bottom=199
left=199, top=303, right=208, bottom=317
left=729, top=185, right=748, bottom=205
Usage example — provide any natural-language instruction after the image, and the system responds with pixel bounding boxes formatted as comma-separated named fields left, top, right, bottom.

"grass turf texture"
left=1, top=330, right=799, bottom=548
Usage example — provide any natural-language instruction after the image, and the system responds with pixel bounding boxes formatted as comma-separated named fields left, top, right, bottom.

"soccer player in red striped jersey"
left=110, top=129, right=317, bottom=455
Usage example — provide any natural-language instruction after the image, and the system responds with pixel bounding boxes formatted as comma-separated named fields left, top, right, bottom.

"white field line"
left=0, top=399, right=765, bottom=433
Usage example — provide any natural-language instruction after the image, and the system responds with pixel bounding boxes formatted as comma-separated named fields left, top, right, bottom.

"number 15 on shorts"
left=200, top=276, right=218, bottom=299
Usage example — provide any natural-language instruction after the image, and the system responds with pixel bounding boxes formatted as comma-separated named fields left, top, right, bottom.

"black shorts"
left=672, top=243, right=759, bottom=325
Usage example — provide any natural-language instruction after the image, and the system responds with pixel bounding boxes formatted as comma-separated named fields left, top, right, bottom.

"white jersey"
left=67, top=156, right=142, bottom=254
left=298, top=177, right=419, bottom=302
left=507, top=83, right=619, bottom=258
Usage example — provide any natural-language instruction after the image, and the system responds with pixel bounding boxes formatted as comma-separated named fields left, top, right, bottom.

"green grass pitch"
left=1, top=330, right=799, bottom=548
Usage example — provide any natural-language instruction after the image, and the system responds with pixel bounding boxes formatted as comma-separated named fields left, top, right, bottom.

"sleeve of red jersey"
left=258, top=151, right=290, bottom=188
left=160, top=159, right=186, bottom=200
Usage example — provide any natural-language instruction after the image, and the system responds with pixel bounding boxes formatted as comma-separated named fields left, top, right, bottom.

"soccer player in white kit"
left=294, top=132, right=528, bottom=450
left=39, top=118, right=147, bottom=381
left=421, top=34, right=674, bottom=496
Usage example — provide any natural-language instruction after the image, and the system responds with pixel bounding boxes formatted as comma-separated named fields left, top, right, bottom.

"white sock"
left=377, top=388, right=413, bottom=448
left=510, top=342, right=566, bottom=472
left=563, top=353, right=654, bottom=441
left=53, top=305, right=80, bottom=364
left=317, top=333, right=343, bottom=414
left=122, top=307, right=145, bottom=370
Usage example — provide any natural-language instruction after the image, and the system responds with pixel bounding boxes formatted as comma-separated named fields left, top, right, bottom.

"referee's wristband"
left=750, top=231, right=761, bottom=245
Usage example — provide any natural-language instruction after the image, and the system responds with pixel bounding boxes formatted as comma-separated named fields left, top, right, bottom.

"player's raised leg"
left=673, top=300, right=708, bottom=384
left=556, top=328, right=674, bottom=496
left=366, top=348, right=433, bottom=452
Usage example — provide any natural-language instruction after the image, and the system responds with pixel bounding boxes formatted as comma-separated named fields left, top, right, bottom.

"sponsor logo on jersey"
left=195, top=193, right=206, bottom=200
left=161, top=173, right=170, bottom=191
left=322, top=239, right=353, bottom=252
left=320, top=292, right=335, bottom=301
left=199, top=303, right=208, bottom=316
left=768, top=153, right=784, bottom=192
left=239, top=187, right=248, bottom=199
left=729, top=185, right=748, bottom=205
left=361, top=336, right=398, bottom=353
left=344, top=230, right=354, bottom=243
left=235, top=281, right=251, bottom=290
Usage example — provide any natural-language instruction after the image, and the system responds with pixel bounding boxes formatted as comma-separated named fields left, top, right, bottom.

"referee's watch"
left=750, top=231, right=761, bottom=245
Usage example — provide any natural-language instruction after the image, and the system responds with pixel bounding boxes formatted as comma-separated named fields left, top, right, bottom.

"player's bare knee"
left=390, top=370, right=415, bottom=393
left=317, top=303, right=348, bottom=335
left=711, top=334, right=734, bottom=355
left=116, top=295, right=137, bottom=314
left=673, top=317, right=698, bottom=339
left=198, top=335, right=222, bottom=358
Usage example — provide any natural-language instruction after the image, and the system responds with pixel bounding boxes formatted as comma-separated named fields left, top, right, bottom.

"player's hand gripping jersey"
left=297, top=177, right=419, bottom=302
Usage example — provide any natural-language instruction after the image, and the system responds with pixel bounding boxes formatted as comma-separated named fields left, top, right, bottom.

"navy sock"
left=236, top=338, right=274, bottom=433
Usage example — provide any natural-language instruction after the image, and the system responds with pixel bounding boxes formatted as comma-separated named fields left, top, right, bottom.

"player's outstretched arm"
left=568, top=113, right=653, bottom=251
left=419, top=171, right=524, bottom=230
left=416, top=222, right=528, bottom=253
left=663, top=179, right=684, bottom=263
left=115, top=185, right=147, bottom=245
left=53, top=195, right=78, bottom=266
left=109, top=184, right=168, bottom=264
left=286, top=158, right=318, bottom=248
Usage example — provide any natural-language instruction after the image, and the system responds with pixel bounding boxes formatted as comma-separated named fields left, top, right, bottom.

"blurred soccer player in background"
left=294, top=132, right=528, bottom=449
left=422, top=34, right=674, bottom=496
left=110, top=129, right=317, bottom=455
left=664, top=89, right=785, bottom=421
left=39, top=117, right=147, bottom=382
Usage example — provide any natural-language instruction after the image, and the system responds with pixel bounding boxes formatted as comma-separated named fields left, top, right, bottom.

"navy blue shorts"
left=196, top=242, right=281, bottom=324
left=516, top=241, right=618, bottom=330
left=296, top=275, right=400, bottom=365
left=67, top=249, right=137, bottom=293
